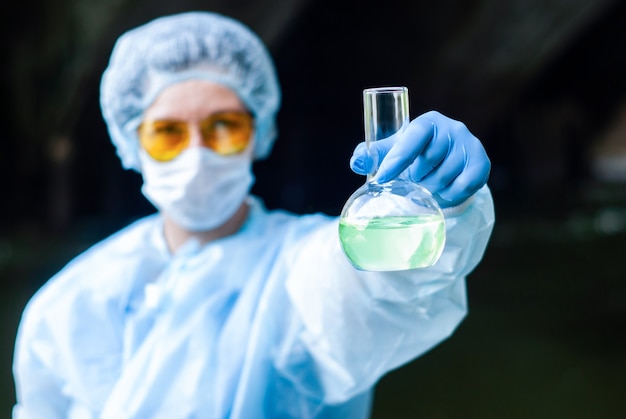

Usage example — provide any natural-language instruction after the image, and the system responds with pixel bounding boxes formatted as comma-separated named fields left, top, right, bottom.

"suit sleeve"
left=279, top=185, right=495, bottom=403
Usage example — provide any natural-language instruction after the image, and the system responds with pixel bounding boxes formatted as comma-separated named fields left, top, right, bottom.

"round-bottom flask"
left=339, top=87, right=446, bottom=271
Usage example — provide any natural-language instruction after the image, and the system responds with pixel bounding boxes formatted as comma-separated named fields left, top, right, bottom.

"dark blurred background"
left=2, top=0, right=626, bottom=417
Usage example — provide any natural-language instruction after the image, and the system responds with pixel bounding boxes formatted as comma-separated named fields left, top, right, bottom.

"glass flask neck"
left=363, top=86, right=409, bottom=180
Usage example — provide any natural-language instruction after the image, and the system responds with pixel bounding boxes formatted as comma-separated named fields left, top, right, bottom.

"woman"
left=13, top=11, right=494, bottom=418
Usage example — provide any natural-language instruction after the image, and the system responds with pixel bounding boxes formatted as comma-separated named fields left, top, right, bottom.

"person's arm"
left=280, top=185, right=494, bottom=403
left=13, top=301, right=71, bottom=418
left=277, top=111, right=494, bottom=403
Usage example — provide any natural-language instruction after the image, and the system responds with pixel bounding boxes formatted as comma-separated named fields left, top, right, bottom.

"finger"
left=349, top=134, right=398, bottom=176
left=426, top=141, right=490, bottom=207
left=349, top=142, right=370, bottom=175
left=374, top=117, right=435, bottom=183
left=409, top=112, right=478, bottom=181
left=415, top=143, right=466, bottom=195
left=405, top=126, right=452, bottom=182
left=435, top=160, right=491, bottom=206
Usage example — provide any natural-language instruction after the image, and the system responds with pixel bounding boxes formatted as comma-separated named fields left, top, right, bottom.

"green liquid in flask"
left=339, top=214, right=445, bottom=271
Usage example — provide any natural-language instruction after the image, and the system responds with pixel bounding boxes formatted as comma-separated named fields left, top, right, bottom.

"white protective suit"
left=13, top=185, right=494, bottom=418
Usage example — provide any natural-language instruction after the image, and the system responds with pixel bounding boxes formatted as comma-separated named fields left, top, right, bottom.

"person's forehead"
left=144, top=80, right=246, bottom=120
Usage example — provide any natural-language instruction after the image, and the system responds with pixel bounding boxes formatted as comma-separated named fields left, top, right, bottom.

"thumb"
left=349, top=135, right=398, bottom=176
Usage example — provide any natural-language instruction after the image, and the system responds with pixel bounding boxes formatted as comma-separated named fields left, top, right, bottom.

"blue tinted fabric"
left=13, top=188, right=494, bottom=418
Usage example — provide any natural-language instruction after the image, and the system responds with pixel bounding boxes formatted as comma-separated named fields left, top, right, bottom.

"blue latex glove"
left=350, top=110, right=491, bottom=208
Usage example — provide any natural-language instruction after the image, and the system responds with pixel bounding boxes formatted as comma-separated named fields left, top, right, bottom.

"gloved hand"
left=350, top=110, right=490, bottom=208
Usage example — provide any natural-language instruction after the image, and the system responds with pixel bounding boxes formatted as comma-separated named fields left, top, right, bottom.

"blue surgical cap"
left=100, top=11, right=282, bottom=171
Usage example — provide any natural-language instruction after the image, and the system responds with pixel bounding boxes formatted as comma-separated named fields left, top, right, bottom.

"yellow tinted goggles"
left=138, top=111, right=254, bottom=162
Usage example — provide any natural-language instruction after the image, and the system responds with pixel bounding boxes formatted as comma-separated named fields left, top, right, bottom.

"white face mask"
left=139, top=147, right=255, bottom=231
